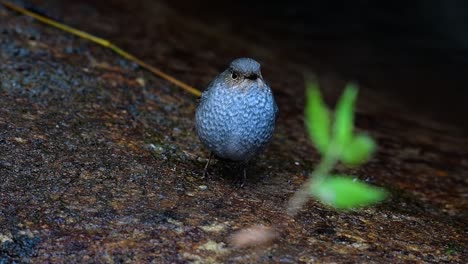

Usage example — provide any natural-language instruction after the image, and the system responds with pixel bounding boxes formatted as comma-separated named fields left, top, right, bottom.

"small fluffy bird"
left=195, top=58, right=278, bottom=181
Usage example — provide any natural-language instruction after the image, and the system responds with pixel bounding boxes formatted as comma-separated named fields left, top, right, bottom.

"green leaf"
left=305, top=77, right=331, bottom=154
left=311, top=176, right=387, bottom=209
left=341, top=135, right=376, bottom=165
left=333, top=83, right=358, bottom=149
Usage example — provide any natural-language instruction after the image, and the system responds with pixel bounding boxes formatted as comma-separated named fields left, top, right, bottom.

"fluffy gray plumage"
left=195, top=58, right=278, bottom=162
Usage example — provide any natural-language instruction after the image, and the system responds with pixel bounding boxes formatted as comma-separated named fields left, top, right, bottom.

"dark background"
left=22, top=0, right=468, bottom=131
left=166, top=0, right=468, bottom=132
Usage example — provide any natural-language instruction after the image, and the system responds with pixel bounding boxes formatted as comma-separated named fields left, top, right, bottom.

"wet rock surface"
left=0, top=1, right=467, bottom=263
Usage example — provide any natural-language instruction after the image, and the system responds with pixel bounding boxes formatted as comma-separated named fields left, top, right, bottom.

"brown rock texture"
left=0, top=1, right=466, bottom=263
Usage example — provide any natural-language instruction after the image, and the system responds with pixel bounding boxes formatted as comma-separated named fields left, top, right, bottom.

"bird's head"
left=222, top=58, right=265, bottom=89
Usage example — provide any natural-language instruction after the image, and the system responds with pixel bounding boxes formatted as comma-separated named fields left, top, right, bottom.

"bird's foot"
left=232, top=167, right=247, bottom=187
left=201, top=152, right=214, bottom=179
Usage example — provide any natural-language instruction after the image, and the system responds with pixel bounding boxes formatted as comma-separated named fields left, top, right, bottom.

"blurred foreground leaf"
left=311, top=176, right=387, bottom=210
left=287, top=78, right=386, bottom=216
left=333, top=83, right=358, bottom=149
left=341, top=135, right=376, bottom=165
left=305, top=78, right=331, bottom=154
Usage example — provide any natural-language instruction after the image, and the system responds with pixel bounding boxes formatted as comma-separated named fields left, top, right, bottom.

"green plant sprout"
left=287, top=76, right=387, bottom=215
left=231, top=77, right=388, bottom=248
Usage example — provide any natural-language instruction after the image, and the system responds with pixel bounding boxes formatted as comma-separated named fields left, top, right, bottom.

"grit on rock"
left=0, top=0, right=466, bottom=263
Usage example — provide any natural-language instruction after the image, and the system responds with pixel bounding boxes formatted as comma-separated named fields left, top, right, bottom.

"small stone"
left=13, top=137, right=26, bottom=143
left=200, top=222, right=226, bottom=232
left=136, top=77, right=145, bottom=86
left=146, top=143, right=164, bottom=154
left=198, top=240, right=228, bottom=254
left=0, top=233, right=13, bottom=243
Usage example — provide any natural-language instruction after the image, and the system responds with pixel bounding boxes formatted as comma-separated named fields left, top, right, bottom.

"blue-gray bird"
left=195, top=58, right=278, bottom=180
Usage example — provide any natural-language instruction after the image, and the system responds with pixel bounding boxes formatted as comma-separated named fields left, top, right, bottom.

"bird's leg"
left=238, top=160, right=250, bottom=187
left=202, top=152, right=214, bottom=178
left=240, top=166, right=247, bottom=187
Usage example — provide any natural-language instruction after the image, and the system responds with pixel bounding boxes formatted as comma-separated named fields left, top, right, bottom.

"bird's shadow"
left=204, top=159, right=267, bottom=187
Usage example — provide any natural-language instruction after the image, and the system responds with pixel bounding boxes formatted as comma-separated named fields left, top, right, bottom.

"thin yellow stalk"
left=0, top=0, right=202, bottom=97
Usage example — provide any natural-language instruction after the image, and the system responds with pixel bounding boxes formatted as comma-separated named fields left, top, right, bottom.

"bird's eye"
left=231, top=72, right=238, bottom=80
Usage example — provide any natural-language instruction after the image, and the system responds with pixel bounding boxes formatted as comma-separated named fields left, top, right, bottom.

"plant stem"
left=286, top=144, right=339, bottom=216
